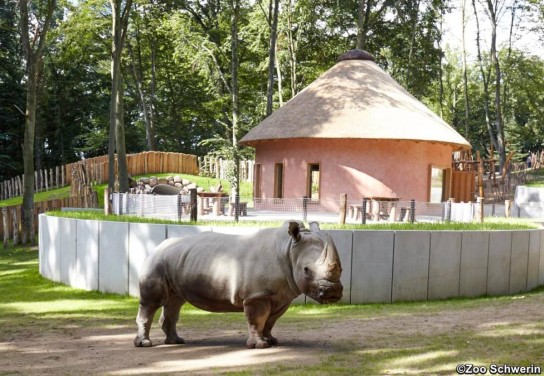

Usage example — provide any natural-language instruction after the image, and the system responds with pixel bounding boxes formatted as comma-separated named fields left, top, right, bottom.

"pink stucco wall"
left=253, top=138, right=453, bottom=206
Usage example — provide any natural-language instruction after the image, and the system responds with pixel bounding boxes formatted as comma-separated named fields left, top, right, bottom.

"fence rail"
left=110, top=193, right=523, bottom=224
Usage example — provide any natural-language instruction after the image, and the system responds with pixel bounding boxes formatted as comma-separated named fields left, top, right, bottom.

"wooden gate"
left=451, top=170, right=476, bottom=202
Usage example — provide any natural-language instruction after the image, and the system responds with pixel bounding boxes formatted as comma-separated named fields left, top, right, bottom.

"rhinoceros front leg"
left=263, top=303, right=290, bottom=346
left=158, top=295, right=186, bottom=345
left=243, top=298, right=272, bottom=349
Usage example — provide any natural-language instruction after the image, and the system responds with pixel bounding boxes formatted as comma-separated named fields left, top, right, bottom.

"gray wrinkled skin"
left=134, top=221, right=343, bottom=349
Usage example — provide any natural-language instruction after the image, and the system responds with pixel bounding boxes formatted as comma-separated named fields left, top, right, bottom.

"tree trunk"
left=485, top=0, right=506, bottom=169
left=22, top=63, right=38, bottom=245
left=266, top=0, right=280, bottom=117
left=231, top=0, right=240, bottom=217
left=357, top=0, right=372, bottom=50
left=19, top=0, right=56, bottom=244
left=472, top=0, right=498, bottom=156
left=286, top=0, right=298, bottom=98
left=109, top=0, right=132, bottom=193
left=461, top=0, right=470, bottom=141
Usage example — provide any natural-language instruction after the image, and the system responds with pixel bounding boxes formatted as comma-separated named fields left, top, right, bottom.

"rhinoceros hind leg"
left=244, top=298, right=272, bottom=349
left=134, top=304, right=160, bottom=347
left=159, top=295, right=186, bottom=345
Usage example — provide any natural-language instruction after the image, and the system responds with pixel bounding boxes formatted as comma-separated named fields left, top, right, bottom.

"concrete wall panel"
left=527, top=231, right=541, bottom=290
left=128, top=223, right=167, bottom=297
left=392, top=231, right=430, bottom=302
left=39, top=215, right=60, bottom=282
left=487, top=231, right=512, bottom=296
left=38, top=216, right=544, bottom=303
left=510, top=231, right=529, bottom=294
left=459, top=232, right=489, bottom=297
left=352, top=231, right=394, bottom=303
left=99, top=221, right=129, bottom=295
left=327, top=230, right=353, bottom=304
left=59, top=218, right=77, bottom=286
left=428, top=232, right=461, bottom=300
left=540, top=231, right=544, bottom=286
left=75, top=220, right=99, bottom=291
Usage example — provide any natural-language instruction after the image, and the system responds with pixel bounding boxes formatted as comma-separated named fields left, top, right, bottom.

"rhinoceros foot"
left=134, top=336, right=153, bottom=347
left=246, top=337, right=271, bottom=349
left=266, top=336, right=278, bottom=346
left=164, top=335, right=185, bottom=345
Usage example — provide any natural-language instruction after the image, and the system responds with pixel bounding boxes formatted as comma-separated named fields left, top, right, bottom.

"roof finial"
left=338, top=49, right=375, bottom=62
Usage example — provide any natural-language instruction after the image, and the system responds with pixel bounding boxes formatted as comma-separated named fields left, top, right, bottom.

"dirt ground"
left=1, top=293, right=544, bottom=375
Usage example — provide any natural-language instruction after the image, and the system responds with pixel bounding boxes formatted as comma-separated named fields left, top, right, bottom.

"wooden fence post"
left=339, top=193, right=347, bottom=224
left=11, top=207, right=19, bottom=246
left=2, top=208, right=8, bottom=248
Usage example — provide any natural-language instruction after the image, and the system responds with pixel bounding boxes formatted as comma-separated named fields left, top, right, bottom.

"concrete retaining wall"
left=38, top=214, right=544, bottom=303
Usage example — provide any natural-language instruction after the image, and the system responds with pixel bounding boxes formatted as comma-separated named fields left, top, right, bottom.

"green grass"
left=0, top=186, right=71, bottom=208
left=2, top=245, right=544, bottom=374
left=45, top=210, right=539, bottom=230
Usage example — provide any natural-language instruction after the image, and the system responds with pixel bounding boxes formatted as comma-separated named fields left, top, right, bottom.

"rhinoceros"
left=134, top=221, right=343, bottom=349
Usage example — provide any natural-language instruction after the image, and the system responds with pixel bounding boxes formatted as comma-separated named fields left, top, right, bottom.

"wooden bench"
left=228, top=202, right=248, bottom=216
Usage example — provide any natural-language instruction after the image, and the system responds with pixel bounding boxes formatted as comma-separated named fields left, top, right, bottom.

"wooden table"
left=350, top=197, right=400, bottom=222
left=367, top=197, right=400, bottom=221
left=197, top=192, right=227, bottom=216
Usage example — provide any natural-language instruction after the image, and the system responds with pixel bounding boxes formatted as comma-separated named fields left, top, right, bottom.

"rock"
left=175, top=183, right=182, bottom=188
left=186, top=183, right=197, bottom=190
left=149, top=177, right=158, bottom=187
left=140, top=178, right=150, bottom=184
left=182, top=179, right=191, bottom=186
left=196, top=187, right=204, bottom=193
left=166, top=175, right=173, bottom=182
left=158, top=178, right=168, bottom=185
left=174, top=175, right=182, bottom=183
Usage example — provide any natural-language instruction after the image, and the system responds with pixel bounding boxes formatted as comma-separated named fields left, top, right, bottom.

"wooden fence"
left=65, top=151, right=198, bottom=186
left=0, top=166, right=66, bottom=200
left=0, top=197, right=86, bottom=247
left=0, top=151, right=199, bottom=201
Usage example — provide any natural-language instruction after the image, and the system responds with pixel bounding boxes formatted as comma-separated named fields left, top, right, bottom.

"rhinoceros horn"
left=316, top=238, right=342, bottom=281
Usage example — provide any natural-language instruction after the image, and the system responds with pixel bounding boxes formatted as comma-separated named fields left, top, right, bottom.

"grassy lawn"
left=1, top=244, right=543, bottom=374
left=0, top=186, right=71, bottom=208
left=46, top=210, right=539, bottom=230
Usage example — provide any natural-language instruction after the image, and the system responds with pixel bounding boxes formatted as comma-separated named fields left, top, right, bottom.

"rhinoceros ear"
left=288, top=221, right=301, bottom=242
left=309, top=222, right=320, bottom=232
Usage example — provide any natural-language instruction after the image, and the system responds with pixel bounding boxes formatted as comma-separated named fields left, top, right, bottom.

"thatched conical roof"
left=239, top=50, right=471, bottom=151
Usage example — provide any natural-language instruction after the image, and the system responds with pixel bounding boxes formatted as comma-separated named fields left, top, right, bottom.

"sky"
left=441, top=1, right=544, bottom=60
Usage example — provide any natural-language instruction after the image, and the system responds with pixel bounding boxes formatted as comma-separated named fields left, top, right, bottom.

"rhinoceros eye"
left=304, top=267, right=311, bottom=277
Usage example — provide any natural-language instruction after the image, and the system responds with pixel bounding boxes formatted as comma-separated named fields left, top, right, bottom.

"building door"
left=307, top=163, right=320, bottom=200
left=254, top=163, right=262, bottom=198
left=274, top=163, right=283, bottom=198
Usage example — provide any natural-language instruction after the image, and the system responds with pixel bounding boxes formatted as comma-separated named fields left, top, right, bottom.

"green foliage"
left=0, top=0, right=25, bottom=180
left=3, top=0, right=544, bottom=180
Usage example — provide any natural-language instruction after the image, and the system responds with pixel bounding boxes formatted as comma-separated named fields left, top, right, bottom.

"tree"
left=19, top=0, right=57, bottom=244
left=108, top=0, right=132, bottom=192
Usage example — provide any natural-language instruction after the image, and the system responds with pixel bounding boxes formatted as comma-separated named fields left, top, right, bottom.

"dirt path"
left=2, top=294, right=544, bottom=375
